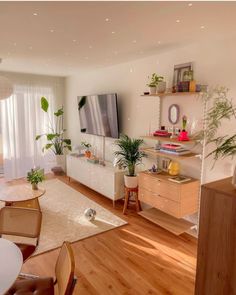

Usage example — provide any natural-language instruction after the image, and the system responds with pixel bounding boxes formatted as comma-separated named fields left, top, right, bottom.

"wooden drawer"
left=139, top=188, right=181, bottom=218
left=139, top=173, right=181, bottom=202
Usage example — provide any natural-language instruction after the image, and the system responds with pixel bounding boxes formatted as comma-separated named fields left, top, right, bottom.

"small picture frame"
left=173, top=62, right=193, bottom=87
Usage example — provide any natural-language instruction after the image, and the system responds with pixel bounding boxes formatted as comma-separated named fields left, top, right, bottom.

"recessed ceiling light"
left=105, top=18, right=110, bottom=22
left=33, top=12, right=38, bottom=16
left=89, top=45, right=92, bottom=49
left=130, top=68, right=133, bottom=73
left=85, top=56, right=89, bottom=59
left=50, top=29, right=54, bottom=33
left=188, top=3, right=193, bottom=7
left=114, top=51, right=118, bottom=55
left=29, top=46, right=33, bottom=50
left=133, top=40, right=137, bottom=44
left=72, top=39, right=76, bottom=42
left=200, top=25, right=205, bottom=29
left=13, top=42, right=17, bottom=46
left=158, top=41, right=161, bottom=44
left=111, top=31, right=115, bottom=34
left=176, top=19, right=180, bottom=23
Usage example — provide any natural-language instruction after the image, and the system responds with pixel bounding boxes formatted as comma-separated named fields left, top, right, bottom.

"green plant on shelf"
left=147, top=73, right=164, bottom=87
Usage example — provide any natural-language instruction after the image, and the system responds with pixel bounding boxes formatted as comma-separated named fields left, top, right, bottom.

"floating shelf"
left=141, top=135, right=198, bottom=145
left=142, top=147, right=201, bottom=160
left=141, top=92, right=200, bottom=98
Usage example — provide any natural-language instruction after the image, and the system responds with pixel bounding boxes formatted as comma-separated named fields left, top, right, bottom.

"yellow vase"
left=168, top=161, right=180, bottom=176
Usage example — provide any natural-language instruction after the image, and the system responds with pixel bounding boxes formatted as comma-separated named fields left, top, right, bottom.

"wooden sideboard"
left=139, top=171, right=200, bottom=218
left=195, top=177, right=236, bottom=295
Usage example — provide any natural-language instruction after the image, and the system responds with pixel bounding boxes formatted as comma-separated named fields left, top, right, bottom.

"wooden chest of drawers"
left=139, top=172, right=200, bottom=218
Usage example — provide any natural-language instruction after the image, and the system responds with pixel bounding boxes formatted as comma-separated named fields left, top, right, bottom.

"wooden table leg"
left=135, top=192, right=141, bottom=212
left=123, top=189, right=129, bottom=215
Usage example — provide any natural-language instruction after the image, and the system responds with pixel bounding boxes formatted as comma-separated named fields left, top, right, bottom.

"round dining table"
left=0, top=238, right=23, bottom=294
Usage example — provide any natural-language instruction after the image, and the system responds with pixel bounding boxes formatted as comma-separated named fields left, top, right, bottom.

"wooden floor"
left=4, top=175, right=197, bottom=295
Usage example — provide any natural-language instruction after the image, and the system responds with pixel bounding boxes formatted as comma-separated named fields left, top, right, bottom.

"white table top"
left=0, top=238, right=23, bottom=294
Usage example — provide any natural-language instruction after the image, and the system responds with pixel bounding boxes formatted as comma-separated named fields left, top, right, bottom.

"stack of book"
left=160, top=143, right=191, bottom=156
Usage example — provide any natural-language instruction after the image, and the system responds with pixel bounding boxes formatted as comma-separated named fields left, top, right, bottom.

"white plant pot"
left=157, top=81, right=166, bottom=93
left=124, top=175, right=138, bottom=188
left=55, top=154, right=66, bottom=171
left=149, top=86, right=157, bottom=95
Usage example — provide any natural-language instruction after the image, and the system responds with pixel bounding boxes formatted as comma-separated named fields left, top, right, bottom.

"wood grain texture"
left=138, top=208, right=194, bottom=235
left=139, top=172, right=199, bottom=218
left=0, top=175, right=197, bottom=295
left=195, top=178, right=236, bottom=295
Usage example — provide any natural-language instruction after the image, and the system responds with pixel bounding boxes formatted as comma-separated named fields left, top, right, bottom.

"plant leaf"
left=47, top=134, right=57, bottom=141
left=54, top=108, right=64, bottom=117
left=41, top=97, right=49, bottom=112
left=35, top=135, right=42, bottom=140
left=63, top=139, right=71, bottom=145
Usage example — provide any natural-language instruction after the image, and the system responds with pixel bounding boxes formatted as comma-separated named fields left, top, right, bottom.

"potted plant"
left=36, top=97, right=72, bottom=171
left=81, top=141, right=92, bottom=158
left=147, top=73, right=164, bottom=94
left=27, top=168, right=44, bottom=190
left=114, top=134, right=146, bottom=188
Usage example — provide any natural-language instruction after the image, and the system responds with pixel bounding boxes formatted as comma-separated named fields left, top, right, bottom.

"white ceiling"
left=0, top=1, right=236, bottom=76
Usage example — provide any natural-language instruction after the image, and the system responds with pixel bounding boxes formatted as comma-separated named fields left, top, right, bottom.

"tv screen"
left=78, top=93, right=119, bottom=138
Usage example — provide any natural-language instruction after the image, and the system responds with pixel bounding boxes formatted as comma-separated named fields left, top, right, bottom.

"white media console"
left=66, top=154, right=125, bottom=205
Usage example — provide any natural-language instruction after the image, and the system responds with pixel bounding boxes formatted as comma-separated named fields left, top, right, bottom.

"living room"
left=0, top=1, right=235, bottom=295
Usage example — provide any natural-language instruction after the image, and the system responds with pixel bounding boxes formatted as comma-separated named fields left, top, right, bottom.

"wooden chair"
left=6, top=241, right=77, bottom=295
left=0, top=206, right=42, bottom=262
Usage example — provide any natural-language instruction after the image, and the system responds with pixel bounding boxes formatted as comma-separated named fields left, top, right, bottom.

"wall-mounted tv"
left=78, top=93, right=119, bottom=139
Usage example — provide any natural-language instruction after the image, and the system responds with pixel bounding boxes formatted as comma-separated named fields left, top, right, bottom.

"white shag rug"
left=2, top=179, right=127, bottom=256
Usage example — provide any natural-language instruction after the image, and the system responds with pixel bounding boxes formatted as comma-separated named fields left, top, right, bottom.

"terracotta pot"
left=124, top=175, right=138, bottom=188
left=85, top=150, right=91, bottom=158
left=32, top=183, right=38, bottom=190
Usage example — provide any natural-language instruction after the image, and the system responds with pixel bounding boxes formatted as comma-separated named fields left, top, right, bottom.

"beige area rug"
left=1, top=179, right=127, bottom=256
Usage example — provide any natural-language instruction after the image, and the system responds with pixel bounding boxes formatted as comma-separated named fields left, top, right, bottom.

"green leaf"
left=47, top=134, right=57, bottom=141
left=45, top=143, right=53, bottom=150
left=63, top=139, right=71, bottom=145
left=35, top=135, right=42, bottom=140
left=64, top=145, right=72, bottom=151
left=54, top=108, right=64, bottom=117
left=41, top=97, right=49, bottom=112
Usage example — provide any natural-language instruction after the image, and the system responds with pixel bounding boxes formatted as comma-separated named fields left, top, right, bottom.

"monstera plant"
left=36, top=97, right=71, bottom=171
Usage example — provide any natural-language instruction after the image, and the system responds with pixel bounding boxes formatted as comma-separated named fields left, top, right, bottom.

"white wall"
left=65, top=38, right=236, bottom=184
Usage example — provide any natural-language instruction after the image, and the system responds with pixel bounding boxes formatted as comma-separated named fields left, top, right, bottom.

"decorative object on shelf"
left=160, top=143, right=191, bottom=156
left=36, top=97, right=71, bottom=172
left=178, top=115, right=190, bottom=141
left=146, top=73, right=164, bottom=95
left=168, top=175, right=191, bottom=183
left=160, top=158, right=171, bottom=172
left=84, top=208, right=96, bottom=221
left=0, top=76, right=13, bottom=100
left=27, top=168, right=44, bottom=190
left=200, top=85, right=208, bottom=92
left=189, top=80, right=196, bottom=92
left=148, top=164, right=162, bottom=174
left=168, top=104, right=180, bottom=125
left=178, top=81, right=189, bottom=92
left=114, top=134, right=146, bottom=188
left=87, top=156, right=99, bottom=164
left=81, top=141, right=92, bottom=158
left=198, top=87, right=236, bottom=186
left=157, top=81, right=166, bottom=94
left=153, top=126, right=171, bottom=137
left=168, top=161, right=180, bottom=176
left=143, top=92, right=150, bottom=95
left=183, top=70, right=194, bottom=81
left=173, top=62, right=193, bottom=89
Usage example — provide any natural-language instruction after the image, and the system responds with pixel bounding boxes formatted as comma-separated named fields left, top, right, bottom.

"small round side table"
left=123, top=186, right=141, bottom=214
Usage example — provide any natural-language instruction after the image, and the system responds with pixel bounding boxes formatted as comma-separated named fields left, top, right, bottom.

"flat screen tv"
left=78, top=93, right=119, bottom=138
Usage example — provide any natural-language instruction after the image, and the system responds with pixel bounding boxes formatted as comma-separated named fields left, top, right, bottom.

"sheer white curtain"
left=1, top=77, right=63, bottom=180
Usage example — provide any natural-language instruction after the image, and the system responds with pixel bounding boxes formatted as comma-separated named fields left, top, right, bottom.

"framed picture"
left=173, top=62, right=193, bottom=87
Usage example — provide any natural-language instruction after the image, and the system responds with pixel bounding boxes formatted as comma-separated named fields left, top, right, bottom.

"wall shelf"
left=141, top=135, right=198, bottom=145
left=141, top=92, right=200, bottom=98
left=142, top=147, right=201, bottom=160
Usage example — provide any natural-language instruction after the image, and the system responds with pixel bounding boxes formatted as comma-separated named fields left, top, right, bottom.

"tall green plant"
left=36, top=97, right=72, bottom=155
left=147, top=73, right=164, bottom=87
left=114, top=134, right=146, bottom=176
left=201, top=87, right=236, bottom=162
